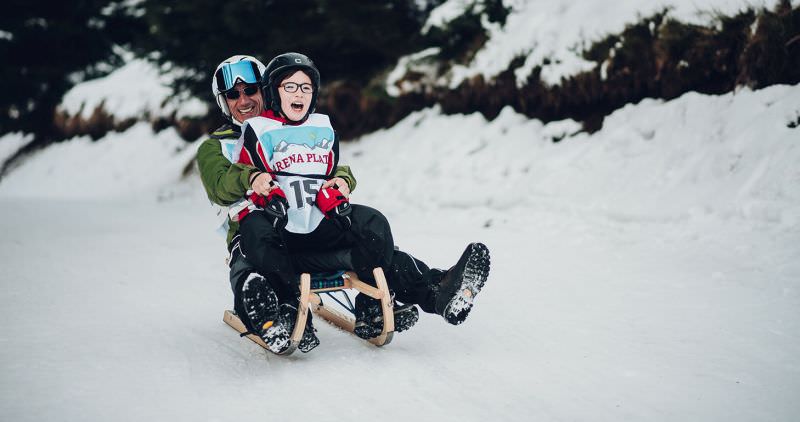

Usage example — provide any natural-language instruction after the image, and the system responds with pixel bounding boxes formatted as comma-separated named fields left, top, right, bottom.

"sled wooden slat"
left=288, top=273, right=312, bottom=351
left=223, top=267, right=395, bottom=353
left=223, top=309, right=269, bottom=349
left=309, top=273, right=381, bottom=298
left=372, top=267, right=395, bottom=338
left=346, top=274, right=384, bottom=300
left=308, top=273, right=354, bottom=293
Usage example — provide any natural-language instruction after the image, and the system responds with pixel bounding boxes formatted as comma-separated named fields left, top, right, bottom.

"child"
left=232, top=52, right=491, bottom=354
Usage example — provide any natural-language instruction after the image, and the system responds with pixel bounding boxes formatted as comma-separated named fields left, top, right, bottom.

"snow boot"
left=435, top=242, right=491, bottom=325
left=275, top=303, right=320, bottom=353
left=240, top=274, right=292, bottom=354
left=299, top=324, right=320, bottom=353
left=393, top=302, right=420, bottom=333
left=353, top=293, right=382, bottom=339
left=354, top=293, right=419, bottom=339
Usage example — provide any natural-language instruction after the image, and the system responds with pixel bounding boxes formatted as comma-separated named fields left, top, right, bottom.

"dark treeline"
left=0, top=0, right=141, bottom=140
left=1, top=0, right=451, bottom=146
left=1, top=0, right=798, bottom=156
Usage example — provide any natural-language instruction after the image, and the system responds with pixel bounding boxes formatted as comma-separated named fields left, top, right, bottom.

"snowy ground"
left=1, top=85, right=799, bottom=421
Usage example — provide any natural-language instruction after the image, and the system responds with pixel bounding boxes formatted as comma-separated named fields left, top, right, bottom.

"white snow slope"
left=1, top=83, right=798, bottom=421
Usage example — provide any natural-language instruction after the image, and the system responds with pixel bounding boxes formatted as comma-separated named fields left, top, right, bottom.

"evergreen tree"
left=136, top=0, right=428, bottom=105
left=0, top=0, right=140, bottom=143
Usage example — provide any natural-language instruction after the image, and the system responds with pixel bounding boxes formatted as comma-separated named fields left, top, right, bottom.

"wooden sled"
left=223, top=267, right=395, bottom=355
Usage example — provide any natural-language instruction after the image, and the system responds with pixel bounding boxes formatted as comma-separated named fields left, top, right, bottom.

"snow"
left=0, top=132, right=33, bottom=165
left=1, top=82, right=799, bottom=421
left=59, top=58, right=208, bottom=122
left=349, top=85, right=800, bottom=228
left=412, top=0, right=797, bottom=87
left=385, top=47, right=441, bottom=97
left=0, top=123, right=197, bottom=199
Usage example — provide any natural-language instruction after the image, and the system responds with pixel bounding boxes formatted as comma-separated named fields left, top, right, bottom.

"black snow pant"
left=232, top=204, right=442, bottom=315
left=385, top=248, right=445, bottom=314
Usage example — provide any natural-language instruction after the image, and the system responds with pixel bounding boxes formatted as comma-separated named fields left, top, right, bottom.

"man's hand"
left=250, top=172, right=276, bottom=196
left=321, top=177, right=350, bottom=197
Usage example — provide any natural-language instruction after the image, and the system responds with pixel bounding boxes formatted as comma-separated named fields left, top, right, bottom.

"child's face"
left=278, top=70, right=313, bottom=121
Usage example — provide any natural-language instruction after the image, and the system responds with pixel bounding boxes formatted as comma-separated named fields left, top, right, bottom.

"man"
left=198, top=54, right=490, bottom=355
left=196, top=55, right=355, bottom=353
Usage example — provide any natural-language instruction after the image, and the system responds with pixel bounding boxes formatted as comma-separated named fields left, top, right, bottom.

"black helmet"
left=263, top=52, right=321, bottom=122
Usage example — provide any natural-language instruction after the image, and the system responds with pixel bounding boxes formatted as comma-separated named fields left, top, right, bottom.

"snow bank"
left=345, top=84, right=800, bottom=227
left=59, top=58, right=208, bottom=121
left=0, top=123, right=197, bottom=199
left=3, top=84, right=798, bottom=231
left=419, top=0, right=795, bottom=87
left=0, top=132, right=34, bottom=165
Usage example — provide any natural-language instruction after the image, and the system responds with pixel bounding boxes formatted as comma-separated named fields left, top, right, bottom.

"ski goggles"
left=224, top=85, right=259, bottom=100
left=215, top=60, right=260, bottom=92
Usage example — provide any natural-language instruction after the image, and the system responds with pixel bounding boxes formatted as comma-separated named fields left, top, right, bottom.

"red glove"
left=232, top=188, right=289, bottom=230
left=250, top=188, right=287, bottom=207
left=316, top=187, right=347, bottom=214
left=316, top=187, right=352, bottom=229
left=248, top=191, right=267, bottom=208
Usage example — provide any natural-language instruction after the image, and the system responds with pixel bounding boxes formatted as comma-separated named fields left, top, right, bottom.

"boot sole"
left=354, top=304, right=419, bottom=338
left=394, top=305, right=419, bottom=333
left=298, top=320, right=320, bottom=353
left=443, top=243, right=490, bottom=325
left=298, top=332, right=320, bottom=353
left=354, top=321, right=383, bottom=340
left=241, top=275, right=292, bottom=354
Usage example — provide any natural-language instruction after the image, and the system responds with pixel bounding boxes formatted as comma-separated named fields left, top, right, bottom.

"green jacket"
left=196, top=124, right=356, bottom=245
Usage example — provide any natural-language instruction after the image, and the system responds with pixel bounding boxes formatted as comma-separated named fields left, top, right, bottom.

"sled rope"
left=320, top=290, right=356, bottom=314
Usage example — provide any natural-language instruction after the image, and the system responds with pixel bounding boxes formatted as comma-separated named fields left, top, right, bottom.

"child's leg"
left=385, top=249, right=445, bottom=314
left=346, top=204, right=395, bottom=277
left=282, top=204, right=395, bottom=281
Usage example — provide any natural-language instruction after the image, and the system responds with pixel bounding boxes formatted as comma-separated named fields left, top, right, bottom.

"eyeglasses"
left=224, top=85, right=259, bottom=100
left=280, top=82, right=314, bottom=94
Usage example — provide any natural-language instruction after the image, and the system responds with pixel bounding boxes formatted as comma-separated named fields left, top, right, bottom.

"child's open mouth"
left=291, top=102, right=304, bottom=112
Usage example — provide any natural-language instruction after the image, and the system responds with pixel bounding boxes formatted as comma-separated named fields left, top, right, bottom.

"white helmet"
left=211, top=55, right=266, bottom=124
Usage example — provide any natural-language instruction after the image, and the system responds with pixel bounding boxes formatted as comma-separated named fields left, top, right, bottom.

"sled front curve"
left=223, top=309, right=270, bottom=349
left=222, top=267, right=395, bottom=354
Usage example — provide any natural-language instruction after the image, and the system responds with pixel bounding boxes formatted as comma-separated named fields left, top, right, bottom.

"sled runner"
left=223, top=267, right=395, bottom=354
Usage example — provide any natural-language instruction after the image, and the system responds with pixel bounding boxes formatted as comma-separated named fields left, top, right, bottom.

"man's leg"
left=238, top=212, right=299, bottom=299
left=237, top=214, right=319, bottom=352
left=228, top=241, right=261, bottom=332
left=227, top=242, right=294, bottom=353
